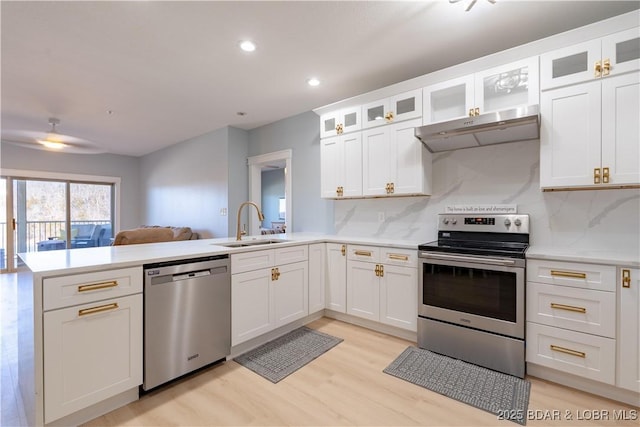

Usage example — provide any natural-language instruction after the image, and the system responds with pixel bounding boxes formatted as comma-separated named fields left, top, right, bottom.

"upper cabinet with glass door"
left=361, top=89, right=422, bottom=129
left=423, top=57, right=539, bottom=125
left=541, top=27, right=640, bottom=90
left=320, top=106, right=361, bottom=139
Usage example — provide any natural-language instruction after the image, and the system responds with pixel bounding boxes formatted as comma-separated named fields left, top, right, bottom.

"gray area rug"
left=384, top=347, right=531, bottom=425
left=234, top=326, right=343, bottom=383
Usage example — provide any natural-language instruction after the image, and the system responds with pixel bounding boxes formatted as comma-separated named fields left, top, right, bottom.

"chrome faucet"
left=236, top=201, right=265, bottom=241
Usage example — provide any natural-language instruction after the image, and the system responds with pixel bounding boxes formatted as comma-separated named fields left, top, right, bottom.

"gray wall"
left=0, top=142, right=142, bottom=230
left=248, top=110, right=333, bottom=233
left=227, top=127, right=249, bottom=237
left=140, top=127, right=234, bottom=239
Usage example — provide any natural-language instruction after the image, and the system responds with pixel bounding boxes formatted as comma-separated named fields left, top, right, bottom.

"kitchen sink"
left=217, top=239, right=289, bottom=248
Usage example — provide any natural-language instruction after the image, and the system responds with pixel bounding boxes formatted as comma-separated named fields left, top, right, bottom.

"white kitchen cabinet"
left=423, top=57, right=538, bottom=124
left=320, top=105, right=361, bottom=138
left=362, top=118, right=431, bottom=197
left=526, top=259, right=617, bottom=385
left=346, top=245, right=417, bottom=331
left=320, top=132, right=362, bottom=198
left=541, top=28, right=640, bottom=90
left=231, top=267, right=273, bottom=345
left=308, top=243, right=326, bottom=314
left=325, top=243, right=347, bottom=313
left=540, top=72, right=639, bottom=189
left=273, top=261, right=309, bottom=327
left=231, top=246, right=309, bottom=346
left=42, top=267, right=143, bottom=424
left=362, top=89, right=422, bottom=129
left=618, top=267, right=640, bottom=393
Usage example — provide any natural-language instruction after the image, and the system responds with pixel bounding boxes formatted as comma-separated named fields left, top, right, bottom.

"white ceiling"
left=2, top=1, right=638, bottom=157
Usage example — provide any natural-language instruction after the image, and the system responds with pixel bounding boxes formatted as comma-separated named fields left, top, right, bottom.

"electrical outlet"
left=220, top=208, right=227, bottom=216
left=378, top=212, right=385, bottom=223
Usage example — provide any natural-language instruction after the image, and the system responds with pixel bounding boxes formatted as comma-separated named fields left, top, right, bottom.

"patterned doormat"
left=234, top=326, right=343, bottom=383
left=384, top=347, right=531, bottom=425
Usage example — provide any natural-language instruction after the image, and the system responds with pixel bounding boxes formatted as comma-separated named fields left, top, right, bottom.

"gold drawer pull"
left=354, top=250, right=372, bottom=257
left=78, top=303, right=119, bottom=317
left=550, top=270, right=587, bottom=279
left=341, top=245, right=346, bottom=256
left=622, top=269, right=631, bottom=288
left=388, top=254, right=409, bottom=261
left=550, top=303, right=586, bottom=313
left=550, top=344, right=586, bottom=358
left=77, top=280, right=118, bottom=292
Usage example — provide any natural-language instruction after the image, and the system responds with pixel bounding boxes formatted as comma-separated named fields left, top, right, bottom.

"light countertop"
left=526, top=245, right=639, bottom=268
left=18, top=233, right=423, bottom=276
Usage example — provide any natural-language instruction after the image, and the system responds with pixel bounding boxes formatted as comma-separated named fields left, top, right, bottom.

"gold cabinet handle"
left=78, top=302, right=119, bottom=317
left=77, top=280, right=118, bottom=293
left=550, top=344, right=586, bottom=358
left=622, top=269, right=631, bottom=288
left=469, top=108, right=475, bottom=117
left=594, top=167, right=601, bottom=184
left=390, top=182, right=394, bottom=194
left=550, top=270, right=587, bottom=279
left=276, top=268, right=280, bottom=280
left=341, top=245, right=346, bottom=256
left=474, top=107, right=480, bottom=116
left=595, top=60, right=602, bottom=78
left=336, top=186, right=344, bottom=197
left=271, top=268, right=277, bottom=281
left=602, top=167, right=610, bottom=184
left=379, top=264, right=384, bottom=277
left=336, top=123, right=344, bottom=135
left=385, top=183, right=391, bottom=194
left=550, top=303, right=586, bottom=313
left=374, top=264, right=380, bottom=277
left=603, top=58, right=610, bottom=76
left=384, top=111, right=394, bottom=123
left=354, top=250, right=372, bottom=257
left=388, top=254, right=409, bottom=261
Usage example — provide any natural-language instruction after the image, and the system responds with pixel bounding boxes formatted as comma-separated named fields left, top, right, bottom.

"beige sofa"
left=113, top=225, right=198, bottom=245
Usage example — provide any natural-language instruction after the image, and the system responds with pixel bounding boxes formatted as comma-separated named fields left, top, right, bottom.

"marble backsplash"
left=333, top=140, right=640, bottom=256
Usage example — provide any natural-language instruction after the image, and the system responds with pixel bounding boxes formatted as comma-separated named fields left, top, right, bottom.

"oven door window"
left=423, top=263, right=517, bottom=322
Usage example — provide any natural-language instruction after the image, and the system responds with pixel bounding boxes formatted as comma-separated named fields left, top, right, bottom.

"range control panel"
left=439, top=214, right=529, bottom=233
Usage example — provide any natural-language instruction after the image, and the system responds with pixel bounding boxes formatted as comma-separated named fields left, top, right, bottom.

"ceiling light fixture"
left=36, top=118, right=68, bottom=149
left=239, top=40, right=256, bottom=52
left=449, top=0, right=496, bottom=12
left=307, top=77, right=320, bottom=87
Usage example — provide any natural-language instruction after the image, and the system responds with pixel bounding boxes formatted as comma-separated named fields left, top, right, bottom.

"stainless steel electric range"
left=417, top=213, right=530, bottom=378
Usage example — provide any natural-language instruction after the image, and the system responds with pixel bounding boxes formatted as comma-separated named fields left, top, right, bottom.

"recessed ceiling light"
left=307, top=78, right=320, bottom=87
left=239, top=40, right=256, bottom=52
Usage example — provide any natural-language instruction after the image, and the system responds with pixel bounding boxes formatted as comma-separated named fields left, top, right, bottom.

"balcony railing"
left=1, top=220, right=112, bottom=253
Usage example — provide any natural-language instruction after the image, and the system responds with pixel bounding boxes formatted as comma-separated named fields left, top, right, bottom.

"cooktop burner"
left=419, top=214, right=530, bottom=259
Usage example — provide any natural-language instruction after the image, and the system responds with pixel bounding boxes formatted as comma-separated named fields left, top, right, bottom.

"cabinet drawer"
left=274, top=245, right=308, bottom=266
left=231, top=249, right=275, bottom=274
left=347, top=245, right=380, bottom=262
left=527, top=282, right=615, bottom=338
left=527, top=259, right=616, bottom=291
left=43, top=267, right=142, bottom=311
left=526, top=322, right=615, bottom=385
left=380, top=247, right=417, bottom=267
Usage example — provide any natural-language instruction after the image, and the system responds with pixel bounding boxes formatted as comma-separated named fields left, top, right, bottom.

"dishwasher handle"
left=172, top=269, right=211, bottom=281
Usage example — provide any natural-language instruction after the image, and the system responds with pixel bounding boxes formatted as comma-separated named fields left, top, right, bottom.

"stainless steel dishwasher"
left=142, top=255, right=230, bottom=390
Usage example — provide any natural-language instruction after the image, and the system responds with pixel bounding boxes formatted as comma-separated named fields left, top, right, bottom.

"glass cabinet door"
left=389, top=89, right=422, bottom=123
left=340, top=105, right=361, bottom=134
left=541, top=39, right=601, bottom=90
left=320, top=111, right=340, bottom=138
left=423, top=75, right=474, bottom=124
left=602, top=27, right=640, bottom=77
left=476, top=57, right=539, bottom=114
left=362, top=99, right=389, bottom=129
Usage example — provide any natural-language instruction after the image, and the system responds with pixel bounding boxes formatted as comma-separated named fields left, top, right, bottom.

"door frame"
left=247, top=150, right=292, bottom=235
left=0, top=169, right=121, bottom=272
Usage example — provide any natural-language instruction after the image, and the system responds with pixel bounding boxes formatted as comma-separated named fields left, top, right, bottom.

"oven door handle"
left=419, top=252, right=516, bottom=266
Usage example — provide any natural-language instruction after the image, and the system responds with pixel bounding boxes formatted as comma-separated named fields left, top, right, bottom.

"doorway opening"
left=248, top=150, right=292, bottom=235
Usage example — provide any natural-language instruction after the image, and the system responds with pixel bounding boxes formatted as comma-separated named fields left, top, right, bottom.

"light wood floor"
left=1, top=272, right=638, bottom=427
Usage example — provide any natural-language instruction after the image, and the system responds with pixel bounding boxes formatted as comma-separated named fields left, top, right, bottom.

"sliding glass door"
left=1, top=175, right=116, bottom=271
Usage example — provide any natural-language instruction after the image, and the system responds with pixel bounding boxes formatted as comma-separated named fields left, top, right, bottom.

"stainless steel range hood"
left=415, top=105, right=540, bottom=153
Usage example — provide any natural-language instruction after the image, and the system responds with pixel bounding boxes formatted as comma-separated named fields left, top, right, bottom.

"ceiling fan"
left=1, top=117, right=105, bottom=154
left=449, top=0, right=497, bottom=12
